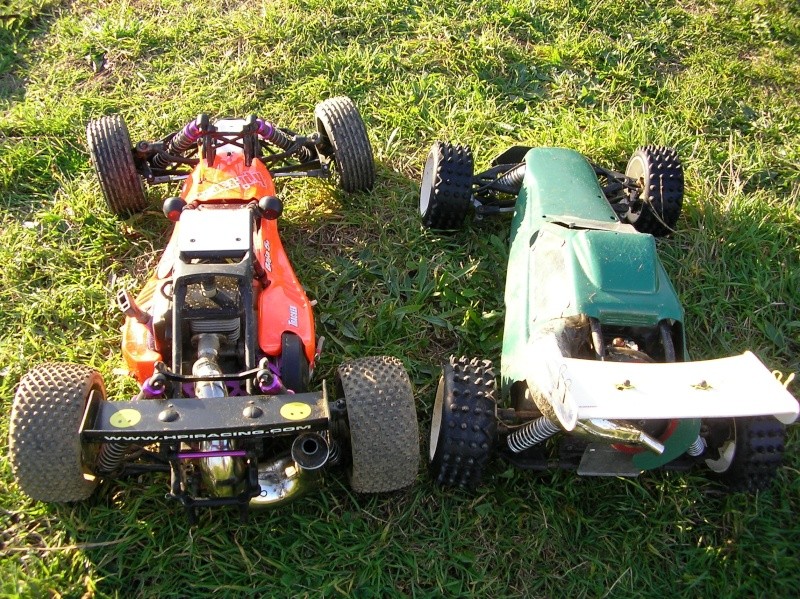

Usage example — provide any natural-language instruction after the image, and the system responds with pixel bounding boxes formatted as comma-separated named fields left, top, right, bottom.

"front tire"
left=419, top=141, right=474, bottom=230
left=9, top=363, right=104, bottom=502
left=705, top=416, right=786, bottom=492
left=429, top=356, right=497, bottom=490
left=623, top=145, right=683, bottom=236
left=86, top=115, right=148, bottom=217
left=315, top=96, right=375, bottom=192
left=337, top=356, right=420, bottom=493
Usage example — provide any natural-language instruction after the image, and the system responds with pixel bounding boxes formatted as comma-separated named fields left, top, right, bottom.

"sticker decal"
left=263, top=239, right=273, bottom=272
left=280, top=402, right=311, bottom=421
left=109, top=408, right=142, bottom=428
left=197, top=172, right=268, bottom=200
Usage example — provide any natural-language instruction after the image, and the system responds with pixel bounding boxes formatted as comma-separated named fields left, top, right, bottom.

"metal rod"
left=178, top=450, right=248, bottom=460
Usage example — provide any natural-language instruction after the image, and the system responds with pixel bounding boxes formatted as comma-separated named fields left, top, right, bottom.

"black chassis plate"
left=80, top=385, right=329, bottom=443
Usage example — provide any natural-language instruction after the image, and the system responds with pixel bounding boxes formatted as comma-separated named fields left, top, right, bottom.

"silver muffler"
left=249, top=435, right=329, bottom=508
left=250, top=456, right=322, bottom=508
left=191, top=334, right=329, bottom=506
left=193, top=334, right=244, bottom=497
left=291, top=433, right=330, bottom=470
left=574, top=418, right=665, bottom=454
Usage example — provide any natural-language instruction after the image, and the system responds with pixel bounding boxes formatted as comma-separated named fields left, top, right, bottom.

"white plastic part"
left=530, top=348, right=798, bottom=424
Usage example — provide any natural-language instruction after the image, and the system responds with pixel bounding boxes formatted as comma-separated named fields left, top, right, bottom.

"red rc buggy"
left=9, top=97, right=419, bottom=521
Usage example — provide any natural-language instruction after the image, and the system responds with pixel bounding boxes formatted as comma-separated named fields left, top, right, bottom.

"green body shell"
left=500, top=148, right=698, bottom=468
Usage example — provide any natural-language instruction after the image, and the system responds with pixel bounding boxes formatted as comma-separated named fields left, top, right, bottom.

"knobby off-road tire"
left=337, top=356, right=420, bottom=493
left=280, top=332, right=310, bottom=393
left=429, top=356, right=497, bottom=491
left=706, top=416, right=786, bottom=493
left=315, top=96, right=375, bottom=193
left=624, top=145, right=683, bottom=237
left=86, top=115, right=147, bottom=217
left=419, top=141, right=474, bottom=230
left=9, top=363, right=105, bottom=502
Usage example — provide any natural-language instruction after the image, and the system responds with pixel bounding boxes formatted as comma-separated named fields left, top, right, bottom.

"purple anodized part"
left=181, top=119, right=202, bottom=143
left=178, top=450, right=247, bottom=460
left=141, top=378, right=164, bottom=399
left=258, top=373, right=286, bottom=395
left=255, top=119, right=275, bottom=139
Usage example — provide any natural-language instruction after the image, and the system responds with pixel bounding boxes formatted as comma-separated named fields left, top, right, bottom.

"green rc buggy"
left=420, top=142, right=798, bottom=492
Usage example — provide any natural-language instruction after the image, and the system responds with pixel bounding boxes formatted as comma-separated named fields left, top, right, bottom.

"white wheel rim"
left=706, top=439, right=736, bottom=473
left=429, top=376, right=445, bottom=461
left=419, top=150, right=437, bottom=216
left=624, top=154, right=646, bottom=224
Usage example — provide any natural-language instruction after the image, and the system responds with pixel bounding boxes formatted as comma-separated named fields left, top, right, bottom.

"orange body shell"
left=121, top=146, right=316, bottom=383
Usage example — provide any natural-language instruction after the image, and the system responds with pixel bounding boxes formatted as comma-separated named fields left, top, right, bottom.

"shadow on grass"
left=670, top=190, right=800, bottom=382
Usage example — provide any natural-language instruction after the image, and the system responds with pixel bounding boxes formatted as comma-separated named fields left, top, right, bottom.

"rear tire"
left=706, top=416, right=785, bottom=493
left=9, top=363, right=104, bottom=502
left=86, top=115, right=147, bottom=217
left=429, top=356, right=497, bottom=490
left=280, top=332, right=310, bottom=392
left=419, top=141, right=473, bottom=230
left=315, top=96, right=375, bottom=192
left=337, top=356, right=420, bottom=493
left=623, top=145, right=683, bottom=236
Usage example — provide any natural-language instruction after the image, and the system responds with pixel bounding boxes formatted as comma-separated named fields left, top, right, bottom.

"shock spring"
left=256, top=119, right=313, bottom=163
left=152, top=120, right=203, bottom=168
left=96, top=442, right=126, bottom=474
left=507, top=417, right=561, bottom=453
left=686, top=435, right=706, bottom=457
left=495, top=163, right=526, bottom=194
left=327, top=439, right=342, bottom=466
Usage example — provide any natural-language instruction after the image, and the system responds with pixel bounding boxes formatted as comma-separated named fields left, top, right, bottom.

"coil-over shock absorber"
left=256, top=119, right=313, bottom=163
left=507, top=416, right=561, bottom=453
left=494, top=163, right=526, bottom=195
left=152, top=116, right=206, bottom=169
left=96, top=442, right=127, bottom=474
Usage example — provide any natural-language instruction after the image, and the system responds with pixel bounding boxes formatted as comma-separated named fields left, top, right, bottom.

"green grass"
left=2, top=0, right=799, bottom=596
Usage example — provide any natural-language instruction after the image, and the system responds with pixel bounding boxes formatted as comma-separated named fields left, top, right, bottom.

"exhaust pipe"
left=193, top=334, right=244, bottom=497
left=575, top=418, right=665, bottom=454
left=291, top=433, right=330, bottom=470
left=250, top=456, right=321, bottom=509
left=249, top=435, right=330, bottom=508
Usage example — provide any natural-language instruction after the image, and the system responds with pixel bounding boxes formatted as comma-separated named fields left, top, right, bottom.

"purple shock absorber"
left=168, top=120, right=203, bottom=155
left=256, top=361, right=293, bottom=394
left=259, top=373, right=287, bottom=395
left=256, top=118, right=313, bottom=162
left=141, top=375, right=166, bottom=399
left=152, top=119, right=204, bottom=169
left=256, top=119, right=275, bottom=140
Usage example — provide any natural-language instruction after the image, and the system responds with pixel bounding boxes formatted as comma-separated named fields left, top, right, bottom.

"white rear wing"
left=525, top=338, right=798, bottom=428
